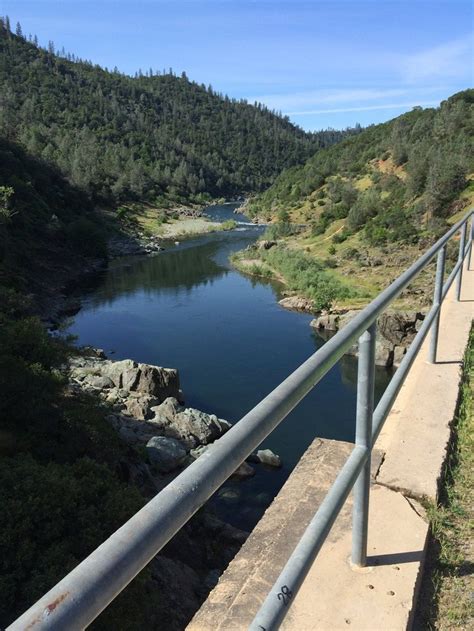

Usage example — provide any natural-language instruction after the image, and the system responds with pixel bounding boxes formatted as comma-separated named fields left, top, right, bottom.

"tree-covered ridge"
left=0, top=136, right=107, bottom=296
left=0, top=20, right=358, bottom=204
left=249, top=90, right=474, bottom=245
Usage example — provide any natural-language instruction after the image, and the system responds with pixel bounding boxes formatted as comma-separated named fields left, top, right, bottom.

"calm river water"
left=68, top=203, right=391, bottom=530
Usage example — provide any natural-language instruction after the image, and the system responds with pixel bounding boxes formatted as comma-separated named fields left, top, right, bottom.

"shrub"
left=220, top=219, right=237, bottom=231
left=344, top=247, right=360, bottom=260
left=263, top=222, right=297, bottom=240
left=259, top=246, right=354, bottom=310
left=347, top=189, right=381, bottom=230
left=332, top=229, right=351, bottom=244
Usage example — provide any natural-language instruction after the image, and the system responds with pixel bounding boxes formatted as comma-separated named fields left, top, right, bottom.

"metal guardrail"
left=9, top=209, right=473, bottom=631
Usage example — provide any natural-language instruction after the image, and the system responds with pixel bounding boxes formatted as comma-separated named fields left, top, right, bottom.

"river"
left=67, top=203, right=392, bottom=531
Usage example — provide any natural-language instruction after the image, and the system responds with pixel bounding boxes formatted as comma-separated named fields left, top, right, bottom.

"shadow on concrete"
left=367, top=550, right=424, bottom=566
left=434, top=360, right=462, bottom=365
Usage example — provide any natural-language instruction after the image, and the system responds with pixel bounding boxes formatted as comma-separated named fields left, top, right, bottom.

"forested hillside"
left=0, top=18, right=356, bottom=204
left=249, top=90, right=473, bottom=241
left=237, top=91, right=474, bottom=310
left=0, top=137, right=108, bottom=295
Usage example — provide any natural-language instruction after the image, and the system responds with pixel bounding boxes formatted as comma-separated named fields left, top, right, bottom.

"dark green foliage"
left=263, top=221, right=298, bottom=240
left=332, top=228, right=351, bottom=244
left=364, top=207, right=419, bottom=246
left=250, top=91, right=474, bottom=248
left=0, top=291, right=160, bottom=628
left=0, top=26, right=355, bottom=203
left=0, top=456, right=158, bottom=630
left=64, top=217, right=107, bottom=258
left=0, top=136, right=106, bottom=293
left=347, top=188, right=381, bottom=230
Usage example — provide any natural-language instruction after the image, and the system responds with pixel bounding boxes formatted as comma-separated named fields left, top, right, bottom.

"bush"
left=332, top=229, right=351, bottom=244
left=347, top=189, right=381, bottom=230
left=259, top=246, right=354, bottom=310
left=263, top=222, right=297, bottom=240
left=344, top=247, right=360, bottom=260
left=220, top=219, right=237, bottom=231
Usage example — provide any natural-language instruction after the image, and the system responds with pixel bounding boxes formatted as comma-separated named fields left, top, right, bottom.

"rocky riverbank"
left=65, top=347, right=282, bottom=629
left=311, top=309, right=425, bottom=367
left=68, top=349, right=282, bottom=480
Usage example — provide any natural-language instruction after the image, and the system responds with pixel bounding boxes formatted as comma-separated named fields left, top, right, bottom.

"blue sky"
left=2, top=0, right=473, bottom=130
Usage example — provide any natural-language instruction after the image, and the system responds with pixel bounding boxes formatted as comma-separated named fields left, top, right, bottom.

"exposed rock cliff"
left=310, top=310, right=425, bottom=367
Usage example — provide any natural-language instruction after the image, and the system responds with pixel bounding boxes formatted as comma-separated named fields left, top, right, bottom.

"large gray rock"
left=123, top=394, right=160, bottom=420
left=231, top=461, right=256, bottom=480
left=257, top=239, right=277, bottom=250
left=311, top=309, right=425, bottom=368
left=151, top=399, right=232, bottom=449
left=146, top=436, right=187, bottom=473
left=279, top=296, right=315, bottom=313
left=248, top=449, right=282, bottom=468
left=83, top=374, right=115, bottom=389
left=310, top=310, right=359, bottom=332
left=103, top=359, right=180, bottom=401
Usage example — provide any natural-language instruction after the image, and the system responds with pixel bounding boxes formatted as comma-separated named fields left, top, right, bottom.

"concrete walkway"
left=188, top=262, right=473, bottom=631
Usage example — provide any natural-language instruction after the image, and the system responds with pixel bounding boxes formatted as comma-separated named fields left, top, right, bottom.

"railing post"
left=468, top=215, right=474, bottom=271
left=456, top=222, right=467, bottom=301
left=428, top=245, right=446, bottom=364
left=351, top=322, right=376, bottom=567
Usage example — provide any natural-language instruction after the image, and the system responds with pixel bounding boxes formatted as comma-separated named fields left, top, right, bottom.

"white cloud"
left=399, top=35, right=473, bottom=83
left=287, top=101, right=439, bottom=116
left=249, top=88, right=412, bottom=111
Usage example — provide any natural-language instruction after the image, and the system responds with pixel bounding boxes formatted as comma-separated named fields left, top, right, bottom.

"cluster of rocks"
left=69, top=352, right=281, bottom=477
left=311, top=310, right=425, bottom=368
left=172, top=206, right=204, bottom=219
left=108, top=234, right=164, bottom=258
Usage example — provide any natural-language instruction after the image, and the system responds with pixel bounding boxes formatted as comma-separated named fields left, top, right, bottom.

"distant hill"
left=237, top=91, right=474, bottom=312
left=0, top=19, right=358, bottom=204
left=248, top=90, right=474, bottom=244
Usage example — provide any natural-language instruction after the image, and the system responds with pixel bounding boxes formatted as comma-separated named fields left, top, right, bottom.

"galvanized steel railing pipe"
left=9, top=209, right=473, bottom=631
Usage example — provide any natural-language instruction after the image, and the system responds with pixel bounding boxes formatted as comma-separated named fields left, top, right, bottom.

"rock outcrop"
left=146, top=436, right=187, bottom=473
left=70, top=356, right=181, bottom=402
left=68, top=353, right=282, bottom=483
left=256, top=239, right=277, bottom=250
left=311, top=310, right=425, bottom=368
left=108, top=234, right=164, bottom=258
left=279, top=296, right=315, bottom=313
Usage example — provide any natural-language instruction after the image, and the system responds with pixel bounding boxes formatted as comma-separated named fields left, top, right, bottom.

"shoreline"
left=43, top=203, right=245, bottom=328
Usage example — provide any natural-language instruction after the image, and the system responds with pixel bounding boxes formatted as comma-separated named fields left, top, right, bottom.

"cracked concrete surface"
left=187, top=261, right=473, bottom=631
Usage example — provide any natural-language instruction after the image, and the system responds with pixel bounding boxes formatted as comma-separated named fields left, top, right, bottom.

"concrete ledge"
left=188, top=263, right=473, bottom=630
left=187, top=438, right=383, bottom=631
left=376, top=265, right=473, bottom=502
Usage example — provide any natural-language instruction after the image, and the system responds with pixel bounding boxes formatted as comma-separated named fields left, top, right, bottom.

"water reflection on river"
left=68, top=204, right=392, bottom=531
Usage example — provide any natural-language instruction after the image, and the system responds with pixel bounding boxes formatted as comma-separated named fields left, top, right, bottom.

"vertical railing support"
left=429, top=246, right=446, bottom=364
left=456, top=223, right=467, bottom=301
left=351, top=322, right=376, bottom=567
left=468, top=216, right=474, bottom=271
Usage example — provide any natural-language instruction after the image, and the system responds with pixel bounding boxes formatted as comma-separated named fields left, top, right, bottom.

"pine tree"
left=15, top=22, right=23, bottom=37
